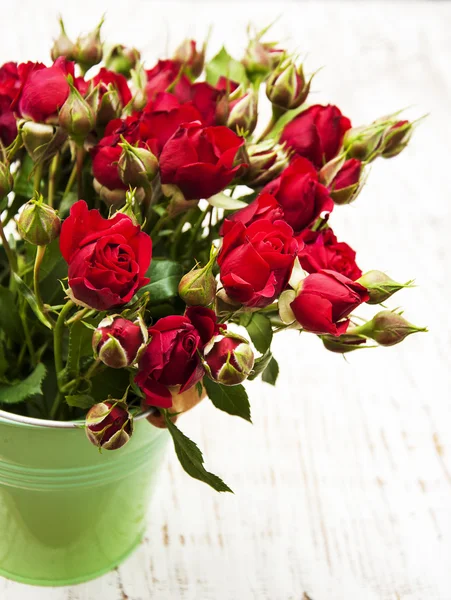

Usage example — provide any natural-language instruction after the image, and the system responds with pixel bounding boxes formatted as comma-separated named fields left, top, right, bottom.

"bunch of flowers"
left=0, top=19, right=425, bottom=491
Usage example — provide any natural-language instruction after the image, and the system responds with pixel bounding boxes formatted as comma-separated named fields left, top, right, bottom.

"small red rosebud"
left=243, top=38, right=284, bottom=80
left=86, top=401, right=133, bottom=451
left=173, top=39, right=205, bottom=78
left=356, top=270, right=415, bottom=304
left=381, top=120, right=412, bottom=158
left=105, top=44, right=141, bottom=77
left=17, top=195, right=61, bottom=246
left=321, top=333, right=369, bottom=353
left=20, top=121, right=67, bottom=164
left=51, top=18, right=76, bottom=61
left=343, top=125, right=384, bottom=162
left=74, top=18, right=104, bottom=72
left=227, top=88, right=258, bottom=135
left=204, top=332, right=254, bottom=385
left=240, top=140, right=290, bottom=187
left=118, top=140, right=158, bottom=188
left=58, top=82, right=96, bottom=145
left=330, top=158, right=363, bottom=205
left=178, top=258, right=217, bottom=307
left=352, top=310, right=426, bottom=346
left=92, top=315, right=147, bottom=369
left=266, top=59, right=311, bottom=113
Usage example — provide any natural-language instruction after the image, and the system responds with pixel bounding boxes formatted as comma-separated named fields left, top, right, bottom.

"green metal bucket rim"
left=0, top=407, right=153, bottom=429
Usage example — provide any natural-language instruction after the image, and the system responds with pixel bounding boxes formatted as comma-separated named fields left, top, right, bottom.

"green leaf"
left=138, top=259, right=183, bottom=305
left=66, top=394, right=96, bottom=409
left=206, top=47, right=248, bottom=86
left=207, top=192, right=249, bottom=210
left=248, top=349, right=273, bottom=380
left=246, top=313, right=273, bottom=354
left=89, top=367, right=131, bottom=403
left=203, top=377, right=251, bottom=422
left=262, top=357, right=279, bottom=385
left=0, top=286, right=23, bottom=343
left=67, top=321, right=93, bottom=377
left=13, top=154, right=34, bottom=197
left=0, top=342, right=8, bottom=378
left=0, top=363, right=47, bottom=405
left=163, top=412, right=232, bottom=493
left=12, top=272, right=53, bottom=329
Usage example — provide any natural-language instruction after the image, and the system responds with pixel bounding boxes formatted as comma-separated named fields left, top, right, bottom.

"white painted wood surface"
left=1, top=1, right=450, bottom=598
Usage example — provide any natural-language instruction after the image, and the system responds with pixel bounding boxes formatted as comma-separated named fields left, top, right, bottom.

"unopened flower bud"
left=93, top=315, right=147, bottom=369
left=173, top=39, right=205, bottom=78
left=179, top=263, right=217, bottom=307
left=381, top=120, right=412, bottom=158
left=86, top=401, right=133, bottom=450
left=0, top=161, right=13, bottom=199
left=74, top=18, right=104, bottom=72
left=266, top=59, right=311, bottom=112
left=243, top=39, right=284, bottom=80
left=241, top=140, right=290, bottom=187
left=20, top=121, right=67, bottom=163
left=357, top=270, right=414, bottom=305
left=343, top=125, right=384, bottom=162
left=227, top=89, right=258, bottom=134
left=105, top=44, right=140, bottom=77
left=330, top=158, right=363, bottom=205
left=51, top=18, right=76, bottom=61
left=118, top=141, right=158, bottom=188
left=96, top=85, right=122, bottom=127
left=116, top=189, right=142, bottom=225
left=355, top=310, right=427, bottom=347
left=17, top=195, right=61, bottom=245
left=93, top=178, right=146, bottom=209
left=204, top=332, right=254, bottom=385
left=58, top=83, right=96, bottom=144
left=321, top=333, right=368, bottom=353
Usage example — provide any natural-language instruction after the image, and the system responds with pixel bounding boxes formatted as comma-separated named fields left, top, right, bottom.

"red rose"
left=141, top=92, right=203, bottom=154
left=218, top=219, right=299, bottom=307
left=160, top=121, right=247, bottom=200
left=0, top=96, right=17, bottom=146
left=223, top=192, right=284, bottom=232
left=93, top=316, right=146, bottom=369
left=12, top=58, right=74, bottom=122
left=0, top=62, right=20, bottom=99
left=135, top=306, right=221, bottom=408
left=280, top=104, right=351, bottom=168
left=92, top=145, right=125, bottom=190
left=332, top=159, right=362, bottom=190
left=60, top=200, right=152, bottom=310
left=92, top=67, right=132, bottom=107
left=145, top=60, right=191, bottom=101
left=262, top=157, right=333, bottom=234
left=299, top=227, right=362, bottom=280
left=290, top=270, right=369, bottom=335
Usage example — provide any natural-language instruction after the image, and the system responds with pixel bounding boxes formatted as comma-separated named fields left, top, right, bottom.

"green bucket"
left=0, top=409, right=169, bottom=586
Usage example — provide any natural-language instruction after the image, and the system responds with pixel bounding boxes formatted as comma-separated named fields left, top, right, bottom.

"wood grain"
left=1, top=2, right=450, bottom=598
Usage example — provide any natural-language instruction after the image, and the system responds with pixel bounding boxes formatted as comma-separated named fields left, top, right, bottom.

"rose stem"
left=33, top=245, right=55, bottom=327
left=47, top=153, right=60, bottom=207
left=62, top=162, right=77, bottom=199
left=255, top=106, right=285, bottom=143
left=33, top=162, right=43, bottom=196
left=50, top=299, right=75, bottom=419
left=76, top=148, right=85, bottom=199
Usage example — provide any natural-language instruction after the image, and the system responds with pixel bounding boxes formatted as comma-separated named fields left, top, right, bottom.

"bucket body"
left=0, top=413, right=169, bottom=586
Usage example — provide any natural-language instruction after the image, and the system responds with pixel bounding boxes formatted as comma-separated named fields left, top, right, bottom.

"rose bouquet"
left=0, top=18, right=425, bottom=493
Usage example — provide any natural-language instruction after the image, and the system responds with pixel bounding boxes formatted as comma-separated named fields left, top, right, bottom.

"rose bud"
left=321, top=333, right=369, bottom=354
left=329, top=158, right=363, bottom=205
left=243, top=38, right=284, bottom=80
left=352, top=310, right=427, bottom=347
left=51, top=17, right=76, bottom=61
left=381, top=120, right=412, bottom=158
left=0, top=161, right=13, bottom=199
left=20, top=121, right=67, bottom=164
left=17, top=196, right=61, bottom=246
left=288, top=270, right=369, bottom=336
left=60, top=200, right=152, bottom=310
left=118, top=140, right=158, bottom=188
left=160, top=122, right=247, bottom=200
left=262, top=157, right=334, bottom=235
left=135, top=306, right=222, bottom=408
left=343, top=124, right=384, bottom=162
left=178, top=260, right=217, bottom=307
left=86, top=401, right=133, bottom=451
left=203, top=332, right=254, bottom=385
left=356, top=270, right=414, bottom=305
left=241, top=140, right=290, bottom=187
left=281, top=105, right=352, bottom=169
left=173, top=39, right=205, bottom=78
left=74, top=19, right=104, bottom=72
left=93, top=315, right=147, bottom=369
left=266, top=59, right=311, bottom=113
left=227, top=88, right=258, bottom=135
left=105, top=44, right=140, bottom=77
left=58, top=81, right=96, bottom=145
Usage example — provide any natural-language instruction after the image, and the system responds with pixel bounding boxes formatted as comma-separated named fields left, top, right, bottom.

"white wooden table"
left=1, top=1, right=450, bottom=598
